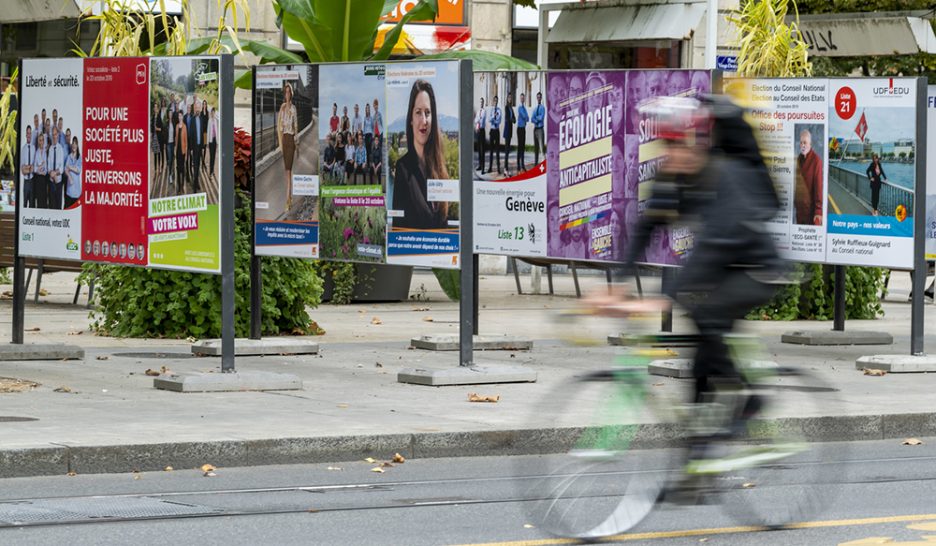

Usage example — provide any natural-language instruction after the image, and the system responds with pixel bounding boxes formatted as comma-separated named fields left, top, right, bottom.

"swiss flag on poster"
left=854, top=112, right=868, bottom=141
left=80, top=57, right=149, bottom=265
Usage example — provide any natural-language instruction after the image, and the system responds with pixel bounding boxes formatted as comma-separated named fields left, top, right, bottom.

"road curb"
left=3, top=412, right=933, bottom=479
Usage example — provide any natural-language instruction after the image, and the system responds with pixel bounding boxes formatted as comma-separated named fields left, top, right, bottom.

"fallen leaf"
left=422, top=317, right=434, bottom=322
left=67, top=330, right=83, bottom=336
left=523, top=524, right=534, bottom=529
left=25, top=327, right=40, bottom=332
left=204, top=471, right=217, bottom=477
left=0, top=378, right=41, bottom=393
left=186, top=336, right=197, bottom=343
left=67, top=471, right=77, bottom=477
left=1, top=290, right=12, bottom=297
left=164, top=466, right=174, bottom=472
left=653, top=383, right=665, bottom=387
left=742, top=482, right=756, bottom=488
left=364, top=457, right=377, bottom=464
left=53, top=386, right=72, bottom=393
left=307, top=508, right=319, bottom=513
left=96, top=355, right=110, bottom=361
left=863, top=368, right=887, bottom=376
left=903, top=438, right=924, bottom=446
left=699, top=539, right=709, bottom=543
left=337, top=404, right=349, bottom=409
left=370, top=467, right=385, bottom=473
left=133, top=473, right=141, bottom=480
left=200, top=464, right=216, bottom=472
left=371, top=317, right=382, bottom=325
left=468, top=393, right=500, bottom=403
left=392, top=453, right=405, bottom=464
left=326, top=466, right=342, bottom=471
left=412, top=307, right=430, bottom=312
left=38, top=289, right=49, bottom=296
left=160, top=366, right=175, bottom=376
left=144, top=369, right=160, bottom=377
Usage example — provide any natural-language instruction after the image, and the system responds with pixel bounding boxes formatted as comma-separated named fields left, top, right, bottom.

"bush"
left=747, top=263, right=886, bottom=321
left=83, top=129, right=323, bottom=338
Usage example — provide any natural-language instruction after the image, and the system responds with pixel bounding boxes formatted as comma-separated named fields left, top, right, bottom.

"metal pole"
left=833, top=265, right=846, bottom=331
left=459, top=60, right=475, bottom=367
left=472, top=253, right=479, bottom=336
left=249, top=66, right=262, bottom=341
left=220, top=54, right=236, bottom=371
left=911, top=77, right=927, bottom=355
left=11, top=59, right=24, bottom=344
left=705, top=0, right=718, bottom=69
left=661, top=267, right=673, bottom=333
left=536, top=4, right=549, bottom=68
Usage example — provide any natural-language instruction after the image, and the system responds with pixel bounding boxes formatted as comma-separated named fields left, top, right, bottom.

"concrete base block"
left=410, top=335, right=533, bottom=351
left=649, top=358, right=778, bottom=378
left=781, top=330, right=893, bottom=346
left=191, top=338, right=320, bottom=356
left=856, top=355, right=936, bottom=373
left=397, top=364, right=537, bottom=386
left=153, top=371, right=303, bottom=392
left=0, top=343, right=83, bottom=361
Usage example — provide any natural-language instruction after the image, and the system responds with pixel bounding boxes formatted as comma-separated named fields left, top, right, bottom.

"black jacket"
left=392, top=150, right=446, bottom=229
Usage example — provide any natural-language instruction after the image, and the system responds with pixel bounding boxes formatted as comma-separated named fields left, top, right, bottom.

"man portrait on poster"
left=794, top=126, right=824, bottom=226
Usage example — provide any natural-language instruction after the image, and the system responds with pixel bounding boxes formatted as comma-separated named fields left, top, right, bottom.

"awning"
left=546, top=3, right=706, bottom=44
left=0, top=0, right=81, bottom=23
left=790, top=12, right=936, bottom=56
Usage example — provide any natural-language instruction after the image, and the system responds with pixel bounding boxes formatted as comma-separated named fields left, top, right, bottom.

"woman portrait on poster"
left=64, top=136, right=81, bottom=209
left=392, top=79, right=450, bottom=229
left=277, top=82, right=298, bottom=209
left=174, top=111, right=188, bottom=195
left=866, top=153, right=887, bottom=216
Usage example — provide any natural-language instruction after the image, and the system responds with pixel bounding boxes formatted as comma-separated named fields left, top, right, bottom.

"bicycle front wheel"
left=518, top=368, right=680, bottom=540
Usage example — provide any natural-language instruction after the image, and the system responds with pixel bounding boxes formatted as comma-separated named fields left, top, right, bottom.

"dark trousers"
left=50, top=181, right=63, bottom=210
left=683, top=270, right=776, bottom=401
left=35, top=175, right=48, bottom=209
left=503, top=129, right=513, bottom=172
left=209, top=140, right=217, bottom=174
left=364, top=133, right=373, bottom=164
left=23, top=178, right=34, bottom=208
left=476, top=128, right=486, bottom=172
left=166, top=142, right=175, bottom=184
left=533, top=127, right=545, bottom=165
left=871, top=181, right=881, bottom=211
left=176, top=151, right=186, bottom=194
left=65, top=194, right=79, bottom=209
left=487, top=128, right=501, bottom=173
left=517, top=127, right=527, bottom=171
left=190, top=145, right=202, bottom=193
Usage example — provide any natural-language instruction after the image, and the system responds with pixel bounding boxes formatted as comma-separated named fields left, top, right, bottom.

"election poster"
left=386, top=60, right=461, bottom=268
left=826, top=78, right=916, bottom=268
left=472, top=71, right=548, bottom=257
left=927, top=85, right=936, bottom=260
left=318, top=63, right=387, bottom=263
left=729, top=78, right=829, bottom=263
left=18, top=55, right=227, bottom=273
left=626, top=70, right=710, bottom=266
left=253, top=64, right=320, bottom=258
left=18, top=58, right=84, bottom=261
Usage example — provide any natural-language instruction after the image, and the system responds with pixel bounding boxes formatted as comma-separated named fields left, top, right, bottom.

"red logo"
left=135, top=63, right=147, bottom=85
left=835, top=86, right=856, bottom=120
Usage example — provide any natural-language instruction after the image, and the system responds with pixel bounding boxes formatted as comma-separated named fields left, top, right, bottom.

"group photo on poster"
left=147, top=57, right=222, bottom=272
left=253, top=65, right=320, bottom=258
left=318, top=63, right=387, bottom=263
left=18, top=58, right=84, bottom=261
left=827, top=79, right=916, bottom=267
left=472, top=71, right=548, bottom=257
left=386, top=61, right=461, bottom=268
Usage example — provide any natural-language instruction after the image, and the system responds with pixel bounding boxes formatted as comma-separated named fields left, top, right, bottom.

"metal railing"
left=829, top=164, right=913, bottom=217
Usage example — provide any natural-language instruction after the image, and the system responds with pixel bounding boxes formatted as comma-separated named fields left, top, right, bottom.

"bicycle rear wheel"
left=710, top=367, right=846, bottom=528
left=518, top=368, right=680, bottom=540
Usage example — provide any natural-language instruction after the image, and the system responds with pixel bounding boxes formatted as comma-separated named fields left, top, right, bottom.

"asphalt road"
left=2, top=437, right=936, bottom=545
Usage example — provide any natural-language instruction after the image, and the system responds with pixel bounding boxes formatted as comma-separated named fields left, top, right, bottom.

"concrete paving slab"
left=410, top=335, right=533, bottom=351
left=855, top=354, right=936, bottom=373
left=648, top=358, right=778, bottom=378
left=782, top=330, right=894, bottom=346
left=191, top=338, right=319, bottom=356
left=0, top=343, right=83, bottom=361
left=397, top=364, right=537, bottom=386
left=153, top=371, right=303, bottom=392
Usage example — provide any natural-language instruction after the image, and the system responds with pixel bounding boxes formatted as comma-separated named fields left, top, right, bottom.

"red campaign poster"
left=80, top=57, right=150, bottom=264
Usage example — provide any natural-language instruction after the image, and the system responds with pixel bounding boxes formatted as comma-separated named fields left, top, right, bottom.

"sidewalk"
left=0, top=268, right=933, bottom=478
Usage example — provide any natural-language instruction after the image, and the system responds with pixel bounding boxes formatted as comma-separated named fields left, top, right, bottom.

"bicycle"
left=519, top=309, right=845, bottom=541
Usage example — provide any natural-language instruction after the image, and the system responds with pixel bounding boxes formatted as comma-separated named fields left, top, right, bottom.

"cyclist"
left=590, top=95, right=787, bottom=459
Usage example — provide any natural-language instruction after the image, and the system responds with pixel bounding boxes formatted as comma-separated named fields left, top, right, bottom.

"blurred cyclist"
left=590, top=95, right=787, bottom=445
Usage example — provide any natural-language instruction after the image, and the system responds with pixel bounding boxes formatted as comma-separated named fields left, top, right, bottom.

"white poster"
left=18, top=58, right=84, bottom=261
left=926, top=85, right=936, bottom=260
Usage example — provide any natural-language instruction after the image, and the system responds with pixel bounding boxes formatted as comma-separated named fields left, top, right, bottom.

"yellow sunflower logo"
left=895, top=204, right=907, bottom=222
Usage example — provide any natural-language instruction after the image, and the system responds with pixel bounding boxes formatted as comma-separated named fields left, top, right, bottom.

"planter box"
left=321, top=263, right=414, bottom=303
